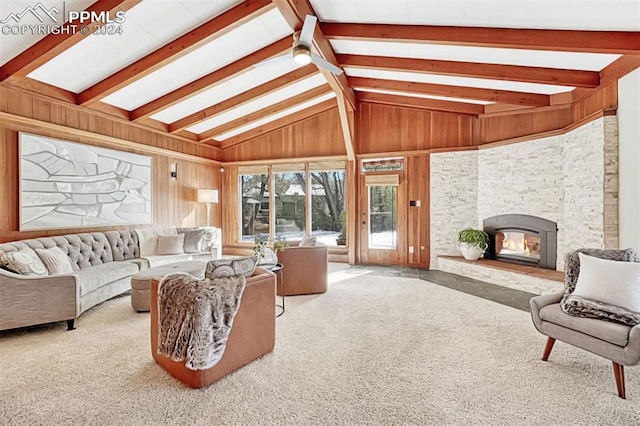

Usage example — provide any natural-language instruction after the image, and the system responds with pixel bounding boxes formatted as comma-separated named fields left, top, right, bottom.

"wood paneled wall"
left=221, top=108, right=346, bottom=162
left=405, top=155, right=430, bottom=267
left=0, top=86, right=221, bottom=161
left=356, top=103, right=475, bottom=153
left=0, top=90, right=221, bottom=243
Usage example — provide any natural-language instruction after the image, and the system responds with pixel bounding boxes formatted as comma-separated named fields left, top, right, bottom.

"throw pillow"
left=180, top=229, right=206, bottom=253
left=35, top=247, right=73, bottom=275
left=563, top=248, right=640, bottom=295
left=0, top=248, right=49, bottom=277
left=562, top=253, right=640, bottom=326
left=205, top=256, right=258, bottom=279
left=299, top=235, right=317, bottom=247
left=156, top=234, right=185, bottom=255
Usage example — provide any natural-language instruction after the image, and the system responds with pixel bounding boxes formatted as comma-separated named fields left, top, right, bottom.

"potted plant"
left=458, top=228, right=489, bottom=261
left=273, top=236, right=289, bottom=253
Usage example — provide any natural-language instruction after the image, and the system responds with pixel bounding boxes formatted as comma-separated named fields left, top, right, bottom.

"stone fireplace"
left=429, top=116, right=618, bottom=294
left=483, top=214, right=557, bottom=270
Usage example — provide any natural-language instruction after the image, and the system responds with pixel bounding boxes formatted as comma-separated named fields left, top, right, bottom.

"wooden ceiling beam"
left=336, top=92, right=355, bottom=161
left=572, top=55, right=640, bottom=101
left=0, top=0, right=142, bottom=82
left=201, top=84, right=332, bottom=142
left=272, top=0, right=356, bottom=109
left=272, top=0, right=357, bottom=159
left=349, top=76, right=551, bottom=106
left=321, top=23, right=640, bottom=55
left=357, top=91, right=485, bottom=115
left=130, top=36, right=292, bottom=121
left=77, top=0, right=274, bottom=105
left=168, top=64, right=318, bottom=133
left=338, top=54, right=600, bottom=88
left=219, top=98, right=337, bottom=150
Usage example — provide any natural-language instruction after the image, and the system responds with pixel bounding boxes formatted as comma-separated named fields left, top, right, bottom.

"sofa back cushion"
left=0, top=233, right=113, bottom=271
left=134, top=228, right=177, bottom=256
left=104, top=230, right=139, bottom=261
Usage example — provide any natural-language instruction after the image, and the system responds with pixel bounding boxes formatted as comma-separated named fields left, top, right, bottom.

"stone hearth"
left=437, top=256, right=563, bottom=295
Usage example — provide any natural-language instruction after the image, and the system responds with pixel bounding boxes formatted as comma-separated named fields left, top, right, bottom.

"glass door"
left=360, top=172, right=405, bottom=265
left=368, top=185, right=397, bottom=249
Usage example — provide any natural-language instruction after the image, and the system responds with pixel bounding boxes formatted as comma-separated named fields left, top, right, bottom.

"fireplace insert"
left=483, top=214, right=557, bottom=270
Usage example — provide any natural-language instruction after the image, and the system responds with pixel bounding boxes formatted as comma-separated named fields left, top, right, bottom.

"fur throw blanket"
left=157, top=273, right=246, bottom=370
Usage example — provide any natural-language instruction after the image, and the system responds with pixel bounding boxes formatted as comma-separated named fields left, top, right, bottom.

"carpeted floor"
left=1, top=271, right=639, bottom=425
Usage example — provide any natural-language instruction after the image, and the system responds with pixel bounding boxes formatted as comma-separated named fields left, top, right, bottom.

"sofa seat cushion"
left=540, top=303, right=631, bottom=347
left=142, top=254, right=193, bottom=268
left=75, top=262, right=139, bottom=296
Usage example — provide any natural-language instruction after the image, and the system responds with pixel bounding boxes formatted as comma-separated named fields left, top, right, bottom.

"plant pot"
left=460, top=242, right=486, bottom=261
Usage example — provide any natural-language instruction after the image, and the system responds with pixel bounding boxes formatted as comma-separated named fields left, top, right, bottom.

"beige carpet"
left=1, top=271, right=639, bottom=425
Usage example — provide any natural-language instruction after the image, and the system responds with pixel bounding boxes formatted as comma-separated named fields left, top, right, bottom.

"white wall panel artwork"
left=19, top=133, right=152, bottom=230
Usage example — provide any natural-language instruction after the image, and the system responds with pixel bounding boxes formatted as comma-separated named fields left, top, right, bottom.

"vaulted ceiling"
left=1, top=0, right=639, bottom=158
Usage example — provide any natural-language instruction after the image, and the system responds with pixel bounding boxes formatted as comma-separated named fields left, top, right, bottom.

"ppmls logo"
left=0, top=2, right=59, bottom=24
left=1, top=2, right=126, bottom=36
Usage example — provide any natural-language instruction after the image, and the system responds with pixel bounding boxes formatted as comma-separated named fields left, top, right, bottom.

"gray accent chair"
left=530, top=249, right=640, bottom=399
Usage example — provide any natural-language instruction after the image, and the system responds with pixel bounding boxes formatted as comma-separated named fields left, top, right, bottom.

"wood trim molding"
left=338, top=54, right=600, bottom=88
left=321, top=23, right=640, bottom=55
left=224, top=154, right=347, bottom=166
left=0, top=111, right=221, bottom=165
left=77, top=0, right=274, bottom=105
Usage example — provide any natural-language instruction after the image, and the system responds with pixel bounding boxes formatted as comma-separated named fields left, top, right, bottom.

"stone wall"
left=430, top=116, right=618, bottom=271
left=604, top=116, right=619, bottom=249
left=429, top=150, right=478, bottom=268
left=477, top=135, right=565, bottom=268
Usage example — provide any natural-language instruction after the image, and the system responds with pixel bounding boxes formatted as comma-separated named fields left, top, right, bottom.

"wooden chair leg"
left=541, top=337, right=556, bottom=361
left=612, top=362, right=626, bottom=399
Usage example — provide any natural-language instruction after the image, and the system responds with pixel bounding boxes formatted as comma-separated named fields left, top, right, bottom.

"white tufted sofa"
left=0, top=227, right=221, bottom=331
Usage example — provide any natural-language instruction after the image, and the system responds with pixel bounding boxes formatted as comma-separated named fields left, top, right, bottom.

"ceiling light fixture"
left=292, top=45, right=312, bottom=65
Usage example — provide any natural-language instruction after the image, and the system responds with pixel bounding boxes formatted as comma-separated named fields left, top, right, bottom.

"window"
left=273, top=171, right=306, bottom=241
left=240, top=173, right=269, bottom=242
left=237, top=161, right=347, bottom=246
left=310, top=170, right=346, bottom=246
left=362, top=157, right=404, bottom=172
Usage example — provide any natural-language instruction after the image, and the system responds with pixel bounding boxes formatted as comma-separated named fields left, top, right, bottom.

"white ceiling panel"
left=27, top=0, right=242, bottom=93
left=216, top=92, right=337, bottom=140
left=101, top=8, right=293, bottom=111
left=187, top=73, right=327, bottom=134
left=345, top=67, right=574, bottom=94
left=331, top=40, right=620, bottom=71
left=0, top=0, right=96, bottom=66
left=353, top=87, right=493, bottom=104
left=151, top=59, right=301, bottom=124
left=310, top=0, right=640, bottom=30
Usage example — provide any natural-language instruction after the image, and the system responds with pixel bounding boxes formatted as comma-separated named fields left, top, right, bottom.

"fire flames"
left=503, top=234, right=531, bottom=255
